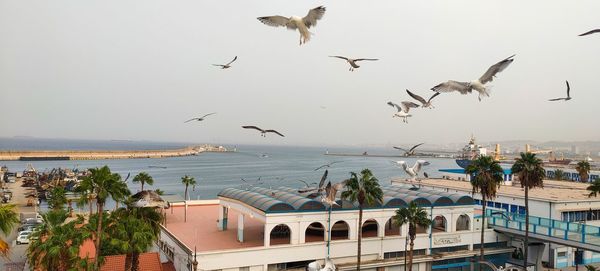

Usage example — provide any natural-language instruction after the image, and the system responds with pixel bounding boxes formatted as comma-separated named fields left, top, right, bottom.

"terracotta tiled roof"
left=137, top=252, right=163, bottom=271
left=162, top=261, right=177, bottom=271
left=100, top=255, right=126, bottom=271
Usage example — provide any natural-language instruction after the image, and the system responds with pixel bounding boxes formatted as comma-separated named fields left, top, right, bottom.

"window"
left=384, top=251, right=405, bottom=259
left=557, top=252, right=567, bottom=257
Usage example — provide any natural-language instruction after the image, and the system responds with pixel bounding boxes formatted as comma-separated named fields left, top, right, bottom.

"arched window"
left=432, top=215, right=447, bottom=233
left=305, top=222, right=325, bottom=243
left=331, top=221, right=349, bottom=240
left=456, top=214, right=470, bottom=231
left=361, top=219, right=379, bottom=238
left=270, top=224, right=291, bottom=245
left=385, top=218, right=401, bottom=236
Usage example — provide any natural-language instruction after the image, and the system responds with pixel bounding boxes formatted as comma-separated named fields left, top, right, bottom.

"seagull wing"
left=354, top=58, right=379, bottom=62
left=406, top=89, right=427, bottom=105
left=427, top=91, right=441, bottom=103
left=184, top=118, right=200, bottom=123
left=387, top=101, right=402, bottom=112
left=548, top=98, right=565, bottom=101
left=314, top=164, right=327, bottom=171
left=303, top=6, right=326, bottom=28
left=479, top=54, right=516, bottom=84
left=413, top=160, right=428, bottom=173
left=212, top=64, right=225, bottom=67
left=431, top=80, right=472, bottom=94
left=242, top=126, right=264, bottom=132
left=298, top=180, right=310, bottom=187
left=318, top=170, right=328, bottom=189
left=400, top=101, right=419, bottom=113
left=265, top=130, right=285, bottom=137
left=566, top=80, right=570, bottom=98
left=257, top=16, right=296, bottom=30
left=200, top=112, right=216, bottom=119
left=225, top=56, right=237, bottom=66
left=393, top=146, right=409, bottom=152
left=329, top=55, right=349, bottom=61
left=409, top=143, right=425, bottom=152
left=579, top=29, right=600, bottom=36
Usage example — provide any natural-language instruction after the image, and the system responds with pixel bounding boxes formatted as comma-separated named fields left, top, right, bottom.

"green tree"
left=587, top=179, right=600, bottom=198
left=0, top=204, right=19, bottom=258
left=393, top=202, right=431, bottom=271
left=340, top=169, right=383, bottom=271
left=553, top=169, right=565, bottom=181
left=576, top=160, right=591, bottom=182
left=466, top=155, right=504, bottom=263
left=75, top=174, right=96, bottom=217
left=181, top=175, right=197, bottom=200
left=78, top=166, right=131, bottom=270
left=511, top=152, right=545, bottom=268
left=132, top=172, right=154, bottom=191
left=48, top=186, right=68, bottom=210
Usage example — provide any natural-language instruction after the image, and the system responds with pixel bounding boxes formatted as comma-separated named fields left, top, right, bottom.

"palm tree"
left=393, top=202, right=431, bottom=271
left=107, top=207, right=158, bottom=271
left=466, top=155, right=504, bottom=263
left=76, top=175, right=96, bottom=217
left=79, top=165, right=131, bottom=269
left=181, top=175, right=197, bottom=200
left=48, top=186, right=68, bottom=210
left=576, top=160, right=591, bottom=182
left=0, top=203, right=19, bottom=258
left=553, top=169, right=565, bottom=181
left=587, top=180, right=600, bottom=197
left=132, top=172, right=154, bottom=191
left=511, top=152, right=545, bottom=269
left=340, top=169, right=383, bottom=271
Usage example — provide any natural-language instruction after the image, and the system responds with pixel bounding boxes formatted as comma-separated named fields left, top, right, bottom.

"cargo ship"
left=455, top=136, right=487, bottom=169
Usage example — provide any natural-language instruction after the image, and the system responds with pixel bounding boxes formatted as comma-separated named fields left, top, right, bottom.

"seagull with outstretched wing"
left=395, top=160, right=430, bottom=182
left=298, top=170, right=328, bottom=196
left=431, top=55, right=516, bottom=101
left=579, top=29, right=600, bottom=36
left=314, top=161, right=343, bottom=171
left=242, top=126, right=285, bottom=137
left=393, top=143, right=425, bottom=156
left=406, top=89, right=440, bottom=109
left=329, top=56, right=378, bottom=71
left=212, top=56, right=237, bottom=69
left=387, top=101, right=419, bottom=123
left=257, top=6, right=326, bottom=45
left=548, top=81, right=572, bottom=101
left=185, top=113, right=216, bottom=123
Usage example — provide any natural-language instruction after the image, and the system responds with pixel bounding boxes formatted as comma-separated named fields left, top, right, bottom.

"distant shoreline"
left=0, top=144, right=230, bottom=161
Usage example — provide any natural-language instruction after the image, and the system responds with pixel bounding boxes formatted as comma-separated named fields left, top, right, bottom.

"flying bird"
left=308, top=258, right=336, bottom=271
left=395, top=160, right=430, bottom=182
left=431, top=55, right=516, bottom=101
left=329, top=56, right=378, bottom=71
left=212, top=56, right=237, bottom=69
left=257, top=6, right=326, bottom=45
left=314, top=161, right=343, bottom=171
left=579, top=29, right=600, bottom=36
left=298, top=170, right=328, bottom=195
left=393, top=143, right=425, bottom=156
left=387, top=101, right=419, bottom=123
left=184, top=113, right=216, bottom=123
left=297, top=180, right=317, bottom=188
left=406, top=89, right=440, bottom=109
left=242, top=126, right=285, bottom=137
left=129, top=190, right=169, bottom=208
left=548, top=81, right=572, bottom=101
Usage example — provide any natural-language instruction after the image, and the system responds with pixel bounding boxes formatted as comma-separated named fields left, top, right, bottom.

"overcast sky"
left=1, top=0, right=599, bottom=147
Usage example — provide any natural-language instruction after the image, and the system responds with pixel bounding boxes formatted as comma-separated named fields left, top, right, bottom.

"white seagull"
left=329, top=56, right=378, bottom=71
left=393, top=143, right=425, bottom=156
left=242, top=126, right=285, bottom=137
left=548, top=81, right=572, bottom=101
left=257, top=6, right=326, bottom=45
left=406, top=89, right=441, bottom=109
left=579, top=29, right=600, bottom=36
left=387, top=101, right=419, bottom=123
left=395, top=160, right=430, bottom=182
left=431, top=55, right=516, bottom=101
left=212, top=56, right=237, bottom=69
left=308, top=258, right=336, bottom=271
left=184, top=113, right=216, bottom=123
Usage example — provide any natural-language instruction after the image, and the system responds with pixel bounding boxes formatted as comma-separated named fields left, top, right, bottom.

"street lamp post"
left=192, top=246, right=198, bottom=271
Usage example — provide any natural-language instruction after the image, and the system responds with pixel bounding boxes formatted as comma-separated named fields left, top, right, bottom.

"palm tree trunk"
left=524, top=186, right=529, bottom=268
left=94, top=203, right=104, bottom=270
left=184, top=185, right=189, bottom=201
left=408, top=235, right=415, bottom=271
left=125, top=253, right=133, bottom=271
left=357, top=206, right=363, bottom=271
left=132, top=251, right=140, bottom=271
left=141, top=182, right=144, bottom=191
left=480, top=196, right=486, bottom=264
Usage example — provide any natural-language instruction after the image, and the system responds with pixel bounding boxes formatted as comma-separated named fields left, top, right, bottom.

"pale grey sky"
left=1, top=0, right=599, bottom=146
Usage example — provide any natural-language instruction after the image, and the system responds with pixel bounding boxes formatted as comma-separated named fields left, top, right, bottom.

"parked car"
left=16, top=232, right=31, bottom=245
left=17, top=230, right=33, bottom=236
left=22, top=217, right=43, bottom=225
left=18, top=224, right=39, bottom=232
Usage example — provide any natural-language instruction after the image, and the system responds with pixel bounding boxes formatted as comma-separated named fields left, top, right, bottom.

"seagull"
left=406, top=89, right=440, bottom=109
left=579, top=29, right=600, bottom=36
left=298, top=180, right=317, bottom=188
left=393, top=143, right=425, bottom=156
left=184, top=113, right=216, bottom=123
left=257, top=6, right=326, bottom=45
left=395, top=160, right=430, bottom=182
left=387, top=101, right=419, bottom=123
left=329, top=56, right=378, bottom=71
left=298, top=170, right=328, bottom=196
left=129, top=190, right=169, bottom=209
left=548, top=81, right=572, bottom=101
left=314, top=161, right=343, bottom=171
left=242, top=126, right=285, bottom=137
left=431, top=54, right=516, bottom=101
left=308, top=258, right=336, bottom=271
left=212, top=56, right=237, bottom=69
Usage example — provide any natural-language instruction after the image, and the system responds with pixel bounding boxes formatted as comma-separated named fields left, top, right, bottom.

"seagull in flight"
left=387, top=101, right=419, bottom=123
left=329, top=56, right=378, bottom=71
left=431, top=54, right=516, bottom=101
left=579, top=29, right=600, bottom=36
left=257, top=6, right=326, bottom=45
left=314, top=161, right=343, bottom=171
left=548, top=81, right=572, bottom=101
left=212, top=56, right=237, bottom=69
left=184, top=113, right=216, bottom=123
left=298, top=170, right=328, bottom=196
left=298, top=180, right=317, bottom=188
left=393, top=143, right=425, bottom=156
left=242, top=126, right=285, bottom=137
left=406, top=89, right=440, bottom=109
left=395, top=160, right=430, bottom=182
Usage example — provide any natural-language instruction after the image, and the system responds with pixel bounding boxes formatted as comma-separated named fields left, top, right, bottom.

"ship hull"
left=455, top=159, right=472, bottom=169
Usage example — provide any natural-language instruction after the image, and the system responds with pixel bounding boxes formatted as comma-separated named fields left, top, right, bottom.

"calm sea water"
left=0, top=138, right=460, bottom=199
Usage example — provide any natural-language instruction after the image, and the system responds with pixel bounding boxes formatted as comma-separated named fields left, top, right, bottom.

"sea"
left=0, top=138, right=461, bottom=200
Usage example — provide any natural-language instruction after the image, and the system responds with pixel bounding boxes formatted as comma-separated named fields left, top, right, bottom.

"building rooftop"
left=400, top=178, right=595, bottom=202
